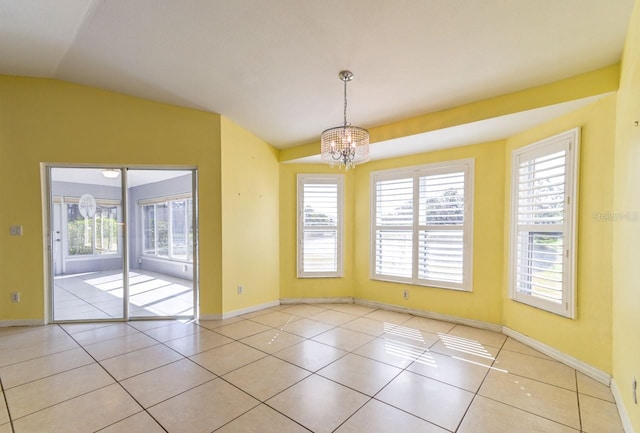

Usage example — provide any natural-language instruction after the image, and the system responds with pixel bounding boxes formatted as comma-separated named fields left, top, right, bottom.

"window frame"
left=508, top=128, right=580, bottom=318
left=139, top=194, right=193, bottom=263
left=370, top=159, right=474, bottom=291
left=297, top=174, right=344, bottom=278
left=62, top=198, right=122, bottom=258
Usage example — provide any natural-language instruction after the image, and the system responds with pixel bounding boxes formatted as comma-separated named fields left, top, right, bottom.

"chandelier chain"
left=343, top=77, right=348, bottom=127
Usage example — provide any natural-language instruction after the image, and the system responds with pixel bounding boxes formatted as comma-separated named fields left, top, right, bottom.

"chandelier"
left=321, top=70, right=370, bottom=170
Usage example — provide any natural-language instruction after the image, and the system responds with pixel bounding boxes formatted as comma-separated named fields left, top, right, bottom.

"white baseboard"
left=199, top=313, right=224, bottom=321
left=611, top=378, right=636, bottom=433
left=0, top=319, right=45, bottom=328
left=354, top=298, right=503, bottom=333
left=199, top=300, right=281, bottom=321
left=280, top=297, right=354, bottom=305
left=200, top=297, right=353, bottom=321
left=502, top=327, right=611, bottom=385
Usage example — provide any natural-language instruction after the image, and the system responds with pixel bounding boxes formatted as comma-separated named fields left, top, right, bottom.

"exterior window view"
left=0, top=2, right=638, bottom=433
left=66, top=203, right=119, bottom=256
left=142, top=197, right=193, bottom=261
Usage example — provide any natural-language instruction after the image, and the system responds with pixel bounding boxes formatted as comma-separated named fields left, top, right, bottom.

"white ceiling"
left=51, top=168, right=190, bottom=187
left=290, top=93, right=612, bottom=163
left=0, top=0, right=634, bottom=156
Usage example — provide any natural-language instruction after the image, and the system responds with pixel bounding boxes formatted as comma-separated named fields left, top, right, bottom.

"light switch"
left=10, top=225, right=23, bottom=236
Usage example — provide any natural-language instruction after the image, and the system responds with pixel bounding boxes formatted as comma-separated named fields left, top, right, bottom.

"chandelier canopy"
left=321, top=70, right=370, bottom=170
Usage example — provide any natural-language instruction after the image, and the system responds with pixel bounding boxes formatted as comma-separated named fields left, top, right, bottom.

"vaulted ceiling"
left=0, top=0, right=634, bottom=158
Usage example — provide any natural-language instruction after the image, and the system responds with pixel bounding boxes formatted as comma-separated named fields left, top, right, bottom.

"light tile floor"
left=53, top=270, right=194, bottom=320
left=0, top=303, right=625, bottom=433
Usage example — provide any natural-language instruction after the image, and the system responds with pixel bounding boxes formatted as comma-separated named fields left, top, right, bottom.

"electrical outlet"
left=237, top=285, right=243, bottom=295
left=402, top=289, right=409, bottom=300
left=633, top=377, right=637, bottom=404
left=10, top=225, right=23, bottom=236
left=10, top=292, right=20, bottom=303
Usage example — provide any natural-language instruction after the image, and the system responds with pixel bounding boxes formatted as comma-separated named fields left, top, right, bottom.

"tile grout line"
left=0, top=331, right=146, bottom=423
left=149, top=313, right=335, bottom=428
left=444, top=328, right=585, bottom=432
left=575, top=369, right=583, bottom=432
left=189, top=311, right=341, bottom=433
left=365, top=322, right=474, bottom=432
left=474, top=394, right=583, bottom=432
left=451, top=331, right=508, bottom=432
left=263, top=307, right=383, bottom=433
left=328, top=315, right=457, bottom=433
left=214, top=305, right=382, bottom=432
left=4, top=378, right=117, bottom=425
left=0, top=374, right=16, bottom=433
left=461, top=330, right=585, bottom=432
left=332, top=334, right=431, bottom=432
left=0, top=345, right=86, bottom=376
left=57, top=324, right=170, bottom=433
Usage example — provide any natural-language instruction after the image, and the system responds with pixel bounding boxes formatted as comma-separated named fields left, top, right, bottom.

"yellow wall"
left=612, top=1, right=640, bottom=429
left=279, top=164, right=355, bottom=299
left=220, top=118, right=280, bottom=312
left=502, top=95, right=617, bottom=373
left=350, top=141, right=506, bottom=324
left=280, top=65, right=620, bottom=162
left=0, top=76, right=224, bottom=320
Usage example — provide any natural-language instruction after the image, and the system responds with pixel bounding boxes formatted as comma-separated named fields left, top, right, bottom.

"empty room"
left=0, top=1, right=639, bottom=432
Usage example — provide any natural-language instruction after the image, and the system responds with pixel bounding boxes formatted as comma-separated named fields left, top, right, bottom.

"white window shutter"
left=297, top=175, right=344, bottom=278
left=371, top=159, right=474, bottom=291
left=509, top=128, right=579, bottom=318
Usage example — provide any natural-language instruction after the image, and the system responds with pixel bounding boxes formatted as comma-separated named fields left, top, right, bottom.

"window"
left=141, top=195, right=193, bottom=262
left=509, top=128, right=579, bottom=318
left=297, top=174, right=344, bottom=277
left=66, top=201, right=120, bottom=256
left=371, top=159, right=474, bottom=291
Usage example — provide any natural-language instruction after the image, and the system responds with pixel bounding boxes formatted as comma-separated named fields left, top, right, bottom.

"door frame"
left=44, top=164, right=199, bottom=324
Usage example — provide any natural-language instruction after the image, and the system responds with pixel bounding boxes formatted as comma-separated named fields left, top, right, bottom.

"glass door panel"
left=50, top=167, right=125, bottom=321
left=127, top=169, right=195, bottom=319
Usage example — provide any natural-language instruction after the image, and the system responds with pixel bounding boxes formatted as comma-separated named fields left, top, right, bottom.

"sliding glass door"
left=50, top=167, right=125, bottom=320
left=127, top=170, right=196, bottom=318
left=48, top=166, right=197, bottom=322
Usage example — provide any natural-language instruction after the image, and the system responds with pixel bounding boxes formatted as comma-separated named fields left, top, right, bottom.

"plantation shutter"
left=418, top=171, right=465, bottom=285
left=297, top=175, right=343, bottom=277
left=515, top=150, right=566, bottom=303
left=374, top=177, right=414, bottom=279
left=510, top=128, right=579, bottom=318
left=371, top=159, right=473, bottom=291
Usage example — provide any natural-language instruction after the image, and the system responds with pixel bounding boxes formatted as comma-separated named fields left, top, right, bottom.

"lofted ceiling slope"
left=0, top=0, right=634, bottom=155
